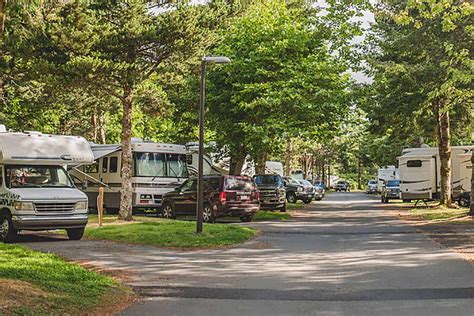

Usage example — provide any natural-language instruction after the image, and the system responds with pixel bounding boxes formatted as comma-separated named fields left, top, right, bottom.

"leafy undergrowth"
left=253, top=210, right=291, bottom=221
left=0, top=244, right=133, bottom=315
left=85, top=220, right=257, bottom=249
left=410, top=205, right=469, bottom=221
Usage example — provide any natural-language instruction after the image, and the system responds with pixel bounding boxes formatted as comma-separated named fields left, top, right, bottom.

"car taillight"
left=220, top=191, right=227, bottom=204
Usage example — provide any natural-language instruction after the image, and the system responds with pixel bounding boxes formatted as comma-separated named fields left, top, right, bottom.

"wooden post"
left=97, top=187, right=104, bottom=227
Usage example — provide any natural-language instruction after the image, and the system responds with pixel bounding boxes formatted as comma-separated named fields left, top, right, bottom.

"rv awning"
left=90, top=144, right=121, bottom=160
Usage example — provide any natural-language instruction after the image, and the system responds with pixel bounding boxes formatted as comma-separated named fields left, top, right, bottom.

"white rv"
left=0, top=127, right=94, bottom=242
left=398, top=145, right=473, bottom=202
left=377, top=166, right=399, bottom=193
left=70, top=139, right=188, bottom=212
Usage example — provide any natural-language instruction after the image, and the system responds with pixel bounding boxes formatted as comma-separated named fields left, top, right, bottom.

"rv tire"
left=66, top=227, right=85, bottom=240
left=0, top=213, right=18, bottom=243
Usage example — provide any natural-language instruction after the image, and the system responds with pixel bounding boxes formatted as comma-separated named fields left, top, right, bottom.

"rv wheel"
left=67, top=227, right=85, bottom=240
left=459, top=197, right=470, bottom=208
left=0, top=214, right=18, bottom=243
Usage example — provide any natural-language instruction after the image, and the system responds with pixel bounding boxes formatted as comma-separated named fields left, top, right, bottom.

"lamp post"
left=196, top=56, right=231, bottom=234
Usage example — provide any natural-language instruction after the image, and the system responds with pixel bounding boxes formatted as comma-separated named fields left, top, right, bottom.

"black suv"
left=283, top=177, right=314, bottom=204
left=161, top=175, right=260, bottom=222
left=253, top=174, right=286, bottom=212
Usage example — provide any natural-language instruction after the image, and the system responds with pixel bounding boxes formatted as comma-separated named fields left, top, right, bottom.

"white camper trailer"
left=398, top=146, right=473, bottom=202
left=0, top=127, right=94, bottom=242
left=377, top=166, right=399, bottom=193
left=70, top=140, right=188, bottom=212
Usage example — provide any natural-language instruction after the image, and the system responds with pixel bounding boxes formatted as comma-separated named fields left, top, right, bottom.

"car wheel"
left=459, top=197, right=470, bottom=208
left=286, top=192, right=297, bottom=204
left=315, top=197, right=322, bottom=201
left=280, top=203, right=287, bottom=212
left=162, top=203, right=176, bottom=219
left=303, top=198, right=312, bottom=204
left=240, top=215, right=253, bottom=222
left=0, top=213, right=18, bottom=243
left=203, top=204, right=215, bottom=223
left=67, top=227, right=85, bottom=240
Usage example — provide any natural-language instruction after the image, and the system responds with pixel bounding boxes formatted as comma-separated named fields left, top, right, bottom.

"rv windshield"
left=134, top=152, right=188, bottom=178
left=5, top=165, right=74, bottom=189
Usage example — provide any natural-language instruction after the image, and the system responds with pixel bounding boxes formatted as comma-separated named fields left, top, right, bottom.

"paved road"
left=22, top=192, right=474, bottom=315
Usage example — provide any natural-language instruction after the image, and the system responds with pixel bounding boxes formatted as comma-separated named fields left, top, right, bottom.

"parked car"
left=283, top=177, right=314, bottom=204
left=313, top=180, right=327, bottom=190
left=335, top=180, right=350, bottom=192
left=366, top=179, right=378, bottom=194
left=381, top=179, right=401, bottom=203
left=253, top=174, right=286, bottom=212
left=301, top=180, right=324, bottom=200
left=161, top=175, right=259, bottom=222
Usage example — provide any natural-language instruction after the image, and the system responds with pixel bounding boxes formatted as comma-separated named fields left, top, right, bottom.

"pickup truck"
left=253, top=174, right=286, bottom=212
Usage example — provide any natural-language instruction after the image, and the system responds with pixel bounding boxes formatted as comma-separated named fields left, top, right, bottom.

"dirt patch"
left=74, top=261, right=136, bottom=283
left=0, top=278, right=58, bottom=313
left=390, top=204, right=474, bottom=264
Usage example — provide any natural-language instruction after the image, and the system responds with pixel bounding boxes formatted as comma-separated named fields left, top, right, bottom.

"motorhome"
left=0, top=126, right=94, bottom=242
left=377, top=166, right=399, bottom=193
left=398, top=145, right=473, bottom=203
left=70, top=139, right=189, bottom=212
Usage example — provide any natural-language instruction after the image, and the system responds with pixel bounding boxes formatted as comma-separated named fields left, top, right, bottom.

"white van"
left=0, top=127, right=94, bottom=242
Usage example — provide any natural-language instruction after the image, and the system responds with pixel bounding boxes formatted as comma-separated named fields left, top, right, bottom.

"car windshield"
left=5, top=165, right=74, bottom=188
left=225, top=177, right=255, bottom=191
left=368, top=180, right=377, bottom=185
left=254, top=175, right=283, bottom=186
left=299, top=180, right=312, bottom=186
left=387, top=180, right=400, bottom=187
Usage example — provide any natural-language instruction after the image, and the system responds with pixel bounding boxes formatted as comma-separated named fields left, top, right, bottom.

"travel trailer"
left=0, top=126, right=94, bottom=242
left=398, top=145, right=473, bottom=203
left=377, top=166, right=399, bottom=193
left=70, top=139, right=189, bottom=212
left=265, top=161, right=284, bottom=176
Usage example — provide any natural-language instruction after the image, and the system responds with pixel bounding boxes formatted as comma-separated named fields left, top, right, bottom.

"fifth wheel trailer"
left=398, top=145, right=473, bottom=203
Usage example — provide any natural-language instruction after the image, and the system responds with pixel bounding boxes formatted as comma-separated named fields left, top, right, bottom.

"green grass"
left=0, top=244, right=130, bottom=315
left=85, top=220, right=257, bottom=248
left=286, top=201, right=306, bottom=210
left=410, top=206, right=469, bottom=221
left=253, top=210, right=291, bottom=221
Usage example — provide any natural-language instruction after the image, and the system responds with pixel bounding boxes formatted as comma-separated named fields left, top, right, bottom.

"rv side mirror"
left=81, top=180, right=88, bottom=190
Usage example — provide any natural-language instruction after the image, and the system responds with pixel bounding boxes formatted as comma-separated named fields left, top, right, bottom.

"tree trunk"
left=469, top=150, right=474, bottom=216
left=98, top=110, right=106, bottom=144
left=327, top=164, right=331, bottom=188
left=284, top=139, right=292, bottom=176
left=256, top=152, right=267, bottom=174
left=118, top=86, right=133, bottom=221
left=0, top=0, right=6, bottom=106
left=229, top=154, right=245, bottom=176
left=437, top=104, right=452, bottom=206
left=91, top=108, right=97, bottom=142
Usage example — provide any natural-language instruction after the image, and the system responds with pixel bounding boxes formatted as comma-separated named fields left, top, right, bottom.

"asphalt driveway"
left=21, top=192, right=474, bottom=316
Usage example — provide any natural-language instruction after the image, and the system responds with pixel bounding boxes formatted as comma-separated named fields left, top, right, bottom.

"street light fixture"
left=196, top=56, right=231, bottom=234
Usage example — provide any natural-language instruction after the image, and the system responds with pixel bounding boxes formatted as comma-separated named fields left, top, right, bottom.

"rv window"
left=134, top=152, right=165, bottom=177
left=85, top=162, right=98, bottom=173
left=407, top=160, right=422, bottom=168
left=102, top=157, right=108, bottom=173
left=109, top=157, right=118, bottom=173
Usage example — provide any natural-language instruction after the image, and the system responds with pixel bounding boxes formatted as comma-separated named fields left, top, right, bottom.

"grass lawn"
left=410, top=205, right=469, bottom=221
left=253, top=210, right=291, bottom=221
left=85, top=220, right=257, bottom=249
left=0, top=244, right=132, bottom=315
